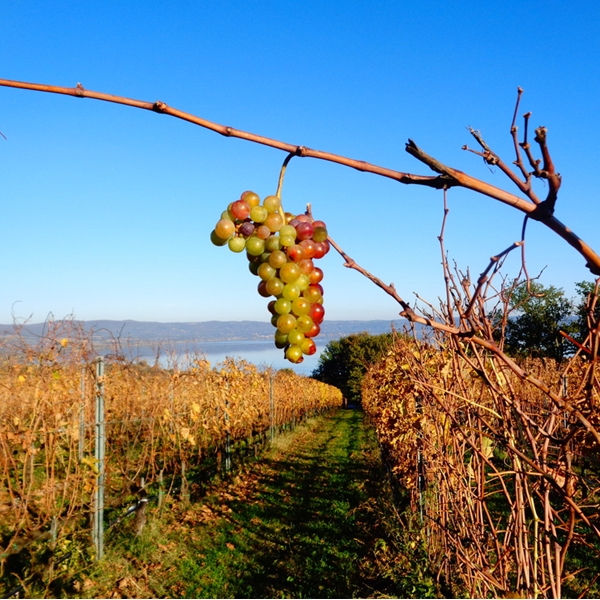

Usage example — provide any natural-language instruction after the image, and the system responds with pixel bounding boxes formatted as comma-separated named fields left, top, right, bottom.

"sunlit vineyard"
left=0, top=320, right=342, bottom=567
left=362, top=334, right=600, bottom=598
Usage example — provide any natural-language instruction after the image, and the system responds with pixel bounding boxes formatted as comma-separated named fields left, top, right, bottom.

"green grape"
left=312, top=225, right=328, bottom=243
left=257, top=262, right=276, bottom=281
left=279, top=234, right=296, bottom=247
left=266, top=277, right=284, bottom=296
left=263, top=195, right=281, bottom=213
left=268, top=250, right=287, bottom=269
left=228, top=236, right=246, bottom=253
left=277, top=313, right=296, bottom=333
left=210, top=230, right=229, bottom=246
left=274, top=298, right=292, bottom=314
left=279, top=262, right=300, bottom=284
left=296, top=314, right=314, bottom=333
left=296, top=274, right=310, bottom=291
left=274, top=329, right=289, bottom=345
left=279, top=224, right=297, bottom=239
left=291, top=297, right=311, bottom=316
left=285, top=345, right=303, bottom=363
left=282, top=283, right=300, bottom=301
left=248, top=261, right=260, bottom=276
left=250, top=205, right=268, bottom=223
left=288, top=328, right=305, bottom=346
left=246, top=236, right=265, bottom=256
left=265, top=235, right=281, bottom=252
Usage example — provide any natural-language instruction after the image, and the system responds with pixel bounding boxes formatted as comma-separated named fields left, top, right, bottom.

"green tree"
left=571, top=281, right=600, bottom=352
left=311, top=332, right=395, bottom=405
left=501, top=281, right=575, bottom=360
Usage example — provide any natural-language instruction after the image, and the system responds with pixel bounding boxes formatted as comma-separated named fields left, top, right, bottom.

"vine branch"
left=1, top=77, right=599, bottom=275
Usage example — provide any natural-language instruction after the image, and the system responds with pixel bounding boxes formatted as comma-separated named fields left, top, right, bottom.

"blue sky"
left=2, top=1, right=599, bottom=329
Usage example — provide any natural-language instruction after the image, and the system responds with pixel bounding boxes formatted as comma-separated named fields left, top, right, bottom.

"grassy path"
left=86, top=409, right=424, bottom=599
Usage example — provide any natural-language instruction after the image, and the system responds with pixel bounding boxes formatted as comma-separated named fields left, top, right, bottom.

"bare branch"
left=0, top=78, right=444, bottom=189
left=1, top=77, right=599, bottom=275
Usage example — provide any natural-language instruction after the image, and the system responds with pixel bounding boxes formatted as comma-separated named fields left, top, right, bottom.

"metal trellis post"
left=93, top=357, right=105, bottom=560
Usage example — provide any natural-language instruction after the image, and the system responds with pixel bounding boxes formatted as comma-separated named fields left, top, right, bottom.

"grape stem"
left=275, top=152, right=296, bottom=220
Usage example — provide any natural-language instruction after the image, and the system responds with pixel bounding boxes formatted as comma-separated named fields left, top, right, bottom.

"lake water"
left=132, top=339, right=323, bottom=375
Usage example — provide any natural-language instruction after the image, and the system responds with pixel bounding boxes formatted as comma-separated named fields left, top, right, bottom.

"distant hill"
left=0, top=318, right=414, bottom=345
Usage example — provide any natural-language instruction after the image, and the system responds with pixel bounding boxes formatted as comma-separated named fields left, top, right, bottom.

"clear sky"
left=1, top=1, right=599, bottom=328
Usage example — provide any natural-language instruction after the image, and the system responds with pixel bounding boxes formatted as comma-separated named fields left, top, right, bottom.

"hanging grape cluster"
left=210, top=191, right=329, bottom=363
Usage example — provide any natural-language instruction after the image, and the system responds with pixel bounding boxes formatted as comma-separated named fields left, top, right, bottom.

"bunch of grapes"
left=210, top=191, right=329, bottom=363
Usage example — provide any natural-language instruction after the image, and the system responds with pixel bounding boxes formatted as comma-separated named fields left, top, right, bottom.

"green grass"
left=65, top=408, right=437, bottom=599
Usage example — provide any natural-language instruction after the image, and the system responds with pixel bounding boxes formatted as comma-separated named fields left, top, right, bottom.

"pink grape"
left=238, top=221, right=255, bottom=237
left=295, top=222, right=314, bottom=241
left=304, top=321, right=321, bottom=338
left=264, top=212, right=284, bottom=232
left=299, top=239, right=316, bottom=259
left=268, top=250, right=287, bottom=269
left=241, top=191, right=260, bottom=207
left=303, top=285, right=322, bottom=304
left=301, top=338, right=317, bottom=356
left=255, top=225, right=271, bottom=240
left=298, top=259, right=315, bottom=274
left=309, top=267, right=324, bottom=284
left=313, top=241, right=328, bottom=259
left=230, top=199, right=251, bottom=220
left=308, top=302, right=325, bottom=324
left=287, top=245, right=305, bottom=262
left=279, top=262, right=300, bottom=284
left=215, top=218, right=235, bottom=240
